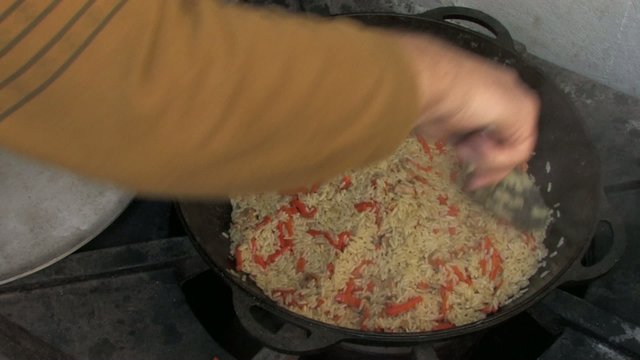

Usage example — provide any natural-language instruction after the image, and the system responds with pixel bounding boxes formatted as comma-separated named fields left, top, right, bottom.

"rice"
left=229, top=136, right=548, bottom=332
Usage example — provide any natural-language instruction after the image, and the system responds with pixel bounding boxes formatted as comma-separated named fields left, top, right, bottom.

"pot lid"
left=0, top=150, right=133, bottom=285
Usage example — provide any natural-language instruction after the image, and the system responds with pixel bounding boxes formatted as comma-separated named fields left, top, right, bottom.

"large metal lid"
left=0, top=150, right=132, bottom=285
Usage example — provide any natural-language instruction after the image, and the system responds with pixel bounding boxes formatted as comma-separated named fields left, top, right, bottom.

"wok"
left=178, top=7, right=626, bottom=354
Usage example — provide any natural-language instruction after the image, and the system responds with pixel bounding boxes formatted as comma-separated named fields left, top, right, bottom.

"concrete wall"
left=311, top=0, right=640, bottom=98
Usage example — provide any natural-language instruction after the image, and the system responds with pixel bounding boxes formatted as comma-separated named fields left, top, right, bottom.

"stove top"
left=2, top=2, right=640, bottom=359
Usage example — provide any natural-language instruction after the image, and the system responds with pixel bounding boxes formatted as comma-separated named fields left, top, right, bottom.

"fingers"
left=456, top=128, right=537, bottom=190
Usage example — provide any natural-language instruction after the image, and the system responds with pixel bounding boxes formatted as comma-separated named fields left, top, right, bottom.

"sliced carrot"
left=255, top=216, right=272, bottom=229
left=479, top=258, right=488, bottom=276
left=352, top=259, right=373, bottom=277
left=435, top=139, right=447, bottom=154
left=279, top=206, right=298, bottom=216
left=417, top=281, right=430, bottom=290
left=523, top=232, right=537, bottom=249
left=428, top=257, right=445, bottom=268
left=483, top=237, right=493, bottom=251
left=265, top=247, right=286, bottom=265
left=290, top=198, right=317, bottom=218
left=490, top=250, right=503, bottom=280
left=336, top=292, right=362, bottom=308
left=296, top=257, right=306, bottom=273
left=250, top=238, right=268, bottom=269
left=336, top=231, right=352, bottom=251
left=307, top=229, right=347, bottom=251
left=360, top=306, right=371, bottom=330
left=409, top=159, right=433, bottom=173
left=285, top=217, right=294, bottom=237
left=354, top=201, right=377, bottom=212
left=327, top=263, right=335, bottom=277
left=448, top=227, right=457, bottom=236
left=272, top=288, right=296, bottom=296
left=234, top=246, right=243, bottom=272
left=451, top=265, right=472, bottom=285
left=384, top=296, right=423, bottom=316
left=440, top=287, right=450, bottom=316
left=437, top=194, right=448, bottom=205
left=340, top=176, right=352, bottom=190
left=416, top=135, right=433, bottom=160
left=481, top=305, right=497, bottom=314
left=432, top=322, right=455, bottom=331
left=366, top=281, right=375, bottom=293
left=414, top=175, right=429, bottom=185
left=447, top=205, right=460, bottom=217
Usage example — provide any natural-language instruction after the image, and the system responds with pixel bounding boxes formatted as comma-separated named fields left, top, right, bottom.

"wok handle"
left=420, top=6, right=516, bottom=51
left=561, top=198, right=627, bottom=283
left=231, top=288, right=346, bottom=354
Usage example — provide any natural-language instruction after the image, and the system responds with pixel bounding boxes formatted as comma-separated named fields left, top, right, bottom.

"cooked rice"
left=229, top=136, right=548, bottom=332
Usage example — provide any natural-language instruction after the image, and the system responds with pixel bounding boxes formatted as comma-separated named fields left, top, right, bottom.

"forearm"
left=0, top=0, right=419, bottom=197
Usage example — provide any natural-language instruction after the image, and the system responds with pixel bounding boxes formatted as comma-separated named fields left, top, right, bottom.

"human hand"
left=394, top=33, right=540, bottom=190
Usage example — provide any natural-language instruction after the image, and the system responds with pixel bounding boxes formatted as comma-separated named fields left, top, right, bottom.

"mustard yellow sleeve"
left=0, top=0, right=419, bottom=197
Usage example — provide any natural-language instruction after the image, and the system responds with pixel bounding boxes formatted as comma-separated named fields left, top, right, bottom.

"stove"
left=2, top=2, right=640, bottom=359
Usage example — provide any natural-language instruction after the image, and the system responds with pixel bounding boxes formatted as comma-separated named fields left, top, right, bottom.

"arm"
left=0, top=1, right=538, bottom=197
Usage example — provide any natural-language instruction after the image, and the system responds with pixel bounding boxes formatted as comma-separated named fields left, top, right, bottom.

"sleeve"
left=0, top=0, right=419, bottom=197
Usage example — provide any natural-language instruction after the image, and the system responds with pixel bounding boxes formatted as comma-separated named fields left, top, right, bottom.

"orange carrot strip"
left=385, top=296, right=423, bottom=316
left=285, top=217, right=294, bottom=237
left=416, top=135, right=433, bottom=160
left=290, top=198, right=317, bottom=218
left=296, top=257, right=306, bottom=273
left=308, top=229, right=346, bottom=251
left=279, top=206, right=298, bottom=215
left=265, top=248, right=286, bottom=265
left=327, top=263, right=335, bottom=277
left=352, top=259, right=373, bottom=277
left=437, top=194, right=448, bottom=205
left=432, top=322, right=455, bottom=331
left=335, top=293, right=362, bottom=308
left=481, top=305, right=497, bottom=314
left=440, top=287, right=450, bottom=316
left=366, top=281, right=375, bottom=293
left=360, top=306, right=371, bottom=330
left=255, top=216, right=272, bottom=229
left=340, top=176, right=352, bottom=190
left=417, top=281, right=430, bottom=290
left=483, top=237, right=493, bottom=251
left=448, top=227, right=457, bottom=236
left=409, top=159, right=433, bottom=172
left=480, top=258, right=488, bottom=276
left=447, top=205, right=460, bottom=217
left=250, top=238, right=268, bottom=269
left=354, top=201, right=377, bottom=212
left=428, top=257, right=445, bottom=268
left=490, top=250, right=503, bottom=280
left=451, top=265, right=472, bottom=285
left=414, top=175, right=430, bottom=185
left=336, top=231, right=352, bottom=251
left=435, top=139, right=447, bottom=154
left=234, top=246, right=243, bottom=272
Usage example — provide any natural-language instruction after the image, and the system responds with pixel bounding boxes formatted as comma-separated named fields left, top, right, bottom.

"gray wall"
left=314, top=0, right=640, bottom=98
